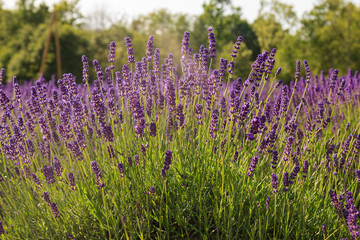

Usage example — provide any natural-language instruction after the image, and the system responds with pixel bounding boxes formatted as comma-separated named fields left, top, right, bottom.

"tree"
left=300, top=0, right=360, bottom=74
left=0, top=0, right=90, bottom=82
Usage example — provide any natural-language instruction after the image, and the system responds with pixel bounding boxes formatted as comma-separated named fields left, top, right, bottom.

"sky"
left=2, top=0, right=360, bottom=24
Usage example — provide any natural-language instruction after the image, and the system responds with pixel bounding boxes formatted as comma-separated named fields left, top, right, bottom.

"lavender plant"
left=0, top=29, right=359, bottom=240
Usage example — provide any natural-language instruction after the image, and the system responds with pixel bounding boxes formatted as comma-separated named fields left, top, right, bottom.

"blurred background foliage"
left=0, top=0, right=360, bottom=83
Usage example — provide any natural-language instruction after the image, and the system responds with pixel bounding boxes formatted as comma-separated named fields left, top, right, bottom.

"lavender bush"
left=0, top=30, right=359, bottom=239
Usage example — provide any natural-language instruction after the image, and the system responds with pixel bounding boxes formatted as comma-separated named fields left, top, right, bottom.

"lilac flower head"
left=32, top=173, right=41, bottom=186
left=247, top=155, right=259, bottom=177
left=176, top=103, right=185, bottom=128
left=275, top=67, right=282, bottom=77
left=134, top=155, right=140, bottom=166
left=92, top=60, right=104, bottom=82
left=91, top=161, right=105, bottom=189
left=209, top=109, right=219, bottom=138
left=162, top=150, right=173, bottom=179
left=68, top=172, right=76, bottom=190
left=150, top=186, right=155, bottom=195
left=294, top=60, right=301, bottom=79
left=53, top=157, right=63, bottom=177
left=181, top=31, right=190, bottom=56
left=146, top=35, right=154, bottom=62
left=329, top=190, right=342, bottom=217
left=272, top=173, right=278, bottom=194
left=13, top=78, right=21, bottom=100
left=43, top=165, right=55, bottom=184
left=231, top=36, right=243, bottom=58
left=0, top=221, right=4, bottom=234
left=233, top=151, right=239, bottom=163
left=283, top=171, right=291, bottom=192
left=266, top=197, right=270, bottom=210
left=118, top=163, right=124, bottom=177
left=108, top=41, right=116, bottom=67
left=125, top=37, right=135, bottom=63
left=330, top=69, right=339, bottom=90
left=208, top=30, right=216, bottom=59
left=149, top=122, right=157, bottom=137
left=50, top=202, right=60, bottom=218
left=271, top=150, right=278, bottom=169
left=195, top=104, right=203, bottom=125
left=303, top=60, right=311, bottom=83
left=44, top=192, right=51, bottom=206
left=356, top=169, right=360, bottom=182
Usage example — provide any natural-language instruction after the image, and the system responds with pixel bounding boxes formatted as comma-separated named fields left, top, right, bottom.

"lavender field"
left=0, top=29, right=359, bottom=239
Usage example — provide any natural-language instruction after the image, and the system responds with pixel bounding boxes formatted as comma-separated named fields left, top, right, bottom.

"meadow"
left=0, top=29, right=359, bottom=239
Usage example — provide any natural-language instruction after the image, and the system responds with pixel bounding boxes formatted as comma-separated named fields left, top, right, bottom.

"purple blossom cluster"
left=0, top=29, right=359, bottom=239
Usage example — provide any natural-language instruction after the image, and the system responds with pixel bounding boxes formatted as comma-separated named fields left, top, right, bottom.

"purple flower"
left=102, top=124, right=114, bottom=142
left=32, top=173, right=41, bottom=186
left=166, top=78, right=176, bottom=113
left=91, top=161, right=104, bottom=189
left=322, top=225, right=326, bottom=235
left=146, top=35, right=154, bottom=62
left=330, top=69, right=339, bottom=90
left=271, top=173, right=278, bottom=194
left=271, top=150, right=278, bottom=169
left=233, top=151, right=239, bottom=163
left=50, top=202, right=60, bottom=218
left=108, top=41, right=116, bottom=67
left=283, top=171, right=291, bottom=192
left=176, top=103, right=185, bottom=128
left=162, top=150, right=173, bottom=180
left=68, top=172, right=77, bottom=190
left=210, top=109, right=219, bottom=138
left=195, top=104, right=203, bottom=125
left=303, top=60, right=311, bottom=83
left=92, top=60, right=104, bottom=82
left=149, top=122, right=157, bottom=137
left=43, top=166, right=55, bottom=184
left=208, top=30, right=216, bottom=59
left=67, top=233, right=75, bottom=239
left=108, top=145, right=115, bottom=160
left=329, top=190, right=342, bottom=217
left=247, top=155, right=259, bottom=177
left=153, top=48, right=160, bottom=76
left=356, top=169, right=360, bottom=182
left=282, top=137, right=294, bottom=161
left=230, top=36, right=243, bottom=59
left=290, top=165, right=300, bottom=181
left=150, top=186, right=155, bottom=195
left=134, top=155, right=140, bottom=166
left=13, top=80, right=21, bottom=100
left=266, top=197, right=270, bottom=210
left=219, top=58, right=228, bottom=79
left=181, top=31, right=190, bottom=56
left=0, top=221, right=5, bottom=234
left=294, top=60, right=301, bottom=80
left=82, top=55, right=89, bottom=84
left=125, top=37, right=135, bottom=63
left=275, top=67, right=282, bottom=77
left=53, top=157, right=63, bottom=177
left=118, top=163, right=124, bottom=177
left=303, top=160, right=309, bottom=178
left=44, top=192, right=51, bottom=206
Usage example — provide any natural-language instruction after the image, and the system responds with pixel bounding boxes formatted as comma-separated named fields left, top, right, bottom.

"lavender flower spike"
left=0, top=221, right=5, bottom=234
left=50, top=202, right=60, bottom=218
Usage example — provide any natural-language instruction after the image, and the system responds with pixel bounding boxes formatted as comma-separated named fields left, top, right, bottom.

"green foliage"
left=1, top=0, right=360, bottom=85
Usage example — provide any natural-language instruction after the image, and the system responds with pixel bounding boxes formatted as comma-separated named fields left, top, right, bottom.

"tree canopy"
left=0, top=0, right=359, bottom=82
